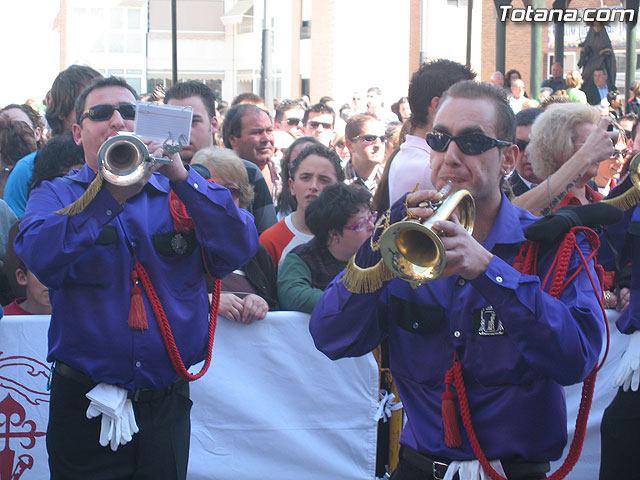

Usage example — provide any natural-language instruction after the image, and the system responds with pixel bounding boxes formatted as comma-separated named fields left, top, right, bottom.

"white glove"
left=443, top=460, right=506, bottom=480
left=613, top=330, right=640, bottom=392
left=86, top=383, right=138, bottom=451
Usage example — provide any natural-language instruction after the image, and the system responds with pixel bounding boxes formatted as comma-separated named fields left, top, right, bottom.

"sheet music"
left=134, top=102, right=193, bottom=146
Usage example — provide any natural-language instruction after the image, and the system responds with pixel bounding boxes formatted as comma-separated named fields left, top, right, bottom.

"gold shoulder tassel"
left=55, top=175, right=104, bottom=216
left=603, top=187, right=640, bottom=212
left=340, top=256, right=395, bottom=293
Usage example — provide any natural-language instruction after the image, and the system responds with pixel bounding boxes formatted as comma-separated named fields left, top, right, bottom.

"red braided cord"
left=450, top=227, right=606, bottom=480
left=134, top=259, right=221, bottom=382
left=169, top=190, right=195, bottom=232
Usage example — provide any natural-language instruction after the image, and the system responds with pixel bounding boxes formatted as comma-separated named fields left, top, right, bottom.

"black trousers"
left=47, top=370, right=192, bottom=480
left=600, top=388, right=640, bottom=480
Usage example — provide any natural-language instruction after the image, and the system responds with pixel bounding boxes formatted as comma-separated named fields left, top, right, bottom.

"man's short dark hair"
left=222, top=104, right=272, bottom=149
left=345, top=114, right=378, bottom=140
left=231, top=92, right=265, bottom=107
left=439, top=81, right=516, bottom=143
left=74, top=77, right=139, bottom=124
left=274, top=99, right=305, bottom=123
left=30, top=133, right=85, bottom=191
left=515, top=107, right=544, bottom=127
left=164, top=81, right=217, bottom=119
left=305, top=182, right=372, bottom=247
left=46, top=65, right=103, bottom=136
left=302, top=103, right=335, bottom=126
left=408, top=59, right=476, bottom=130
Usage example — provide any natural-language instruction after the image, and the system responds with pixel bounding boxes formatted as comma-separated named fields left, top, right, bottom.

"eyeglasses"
left=223, top=184, right=242, bottom=200
left=611, top=148, right=630, bottom=159
left=307, top=121, right=333, bottom=129
left=352, top=134, right=387, bottom=144
left=426, top=131, right=512, bottom=155
left=286, top=118, right=303, bottom=127
left=343, top=211, right=377, bottom=232
left=80, top=104, right=137, bottom=122
left=515, top=139, right=529, bottom=152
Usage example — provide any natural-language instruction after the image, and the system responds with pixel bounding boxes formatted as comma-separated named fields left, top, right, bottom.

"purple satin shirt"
left=310, top=195, right=603, bottom=462
left=16, top=165, right=258, bottom=391
left=598, top=184, right=640, bottom=334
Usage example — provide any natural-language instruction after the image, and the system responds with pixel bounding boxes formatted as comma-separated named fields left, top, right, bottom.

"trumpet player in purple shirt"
left=15, top=77, right=258, bottom=479
left=310, top=81, right=605, bottom=480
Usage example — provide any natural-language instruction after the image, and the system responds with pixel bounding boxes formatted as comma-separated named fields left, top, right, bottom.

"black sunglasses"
left=426, top=131, right=512, bottom=155
left=515, top=139, right=529, bottom=152
left=286, top=118, right=303, bottom=127
left=307, top=120, right=332, bottom=129
left=352, top=134, right=387, bottom=143
left=80, top=104, right=137, bottom=122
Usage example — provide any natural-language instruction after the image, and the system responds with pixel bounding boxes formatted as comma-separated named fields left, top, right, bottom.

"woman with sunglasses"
left=260, top=143, right=344, bottom=269
left=277, top=182, right=373, bottom=313
left=192, top=147, right=278, bottom=323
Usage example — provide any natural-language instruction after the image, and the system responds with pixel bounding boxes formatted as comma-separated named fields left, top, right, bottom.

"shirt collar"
left=403, top=134, right=431, bottom=153
left=483, top=193, right=534, bottom=251
left=66, top=164, right=171, bottom=193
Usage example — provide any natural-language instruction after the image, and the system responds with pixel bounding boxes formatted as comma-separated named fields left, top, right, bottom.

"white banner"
left=0, top=312, right=379, bottom=480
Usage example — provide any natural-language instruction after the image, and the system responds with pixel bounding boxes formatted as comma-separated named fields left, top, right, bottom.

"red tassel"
left=128, top=269, right=148, bottom=331
left=442, top=386, right=462, bottom=448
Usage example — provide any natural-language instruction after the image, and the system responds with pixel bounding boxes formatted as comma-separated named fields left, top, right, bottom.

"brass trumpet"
left=379, top=181, right=475, bottom=288
left=97, top=133, right=172, bottom=186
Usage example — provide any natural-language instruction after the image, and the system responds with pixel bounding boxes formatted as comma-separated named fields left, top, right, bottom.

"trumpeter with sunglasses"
left=15, top=76, right=258, bottom=479
left=310, top=81, right=604, bottom=480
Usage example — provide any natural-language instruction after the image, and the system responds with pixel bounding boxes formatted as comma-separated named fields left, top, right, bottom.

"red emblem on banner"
left=0, top=353, right=50, bottom=479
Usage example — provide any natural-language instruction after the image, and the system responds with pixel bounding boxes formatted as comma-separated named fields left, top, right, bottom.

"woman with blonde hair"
left=566, top=70, right=587, bottom=103
left=192, top=146, right=279, bottom=323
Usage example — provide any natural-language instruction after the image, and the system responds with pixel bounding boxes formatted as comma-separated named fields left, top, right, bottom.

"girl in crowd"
left=192, top=147, right=278, bottom=324
left=276, top=136, right=322, bottom=220
left=260, top=143, right=344, bottom=269
left=277, top=182, right=373, bottom=313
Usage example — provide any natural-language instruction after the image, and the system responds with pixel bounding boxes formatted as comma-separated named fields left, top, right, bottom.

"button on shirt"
left=16, top=165, right=259, bottom=391
left=310, top=195, right=603, bottom=462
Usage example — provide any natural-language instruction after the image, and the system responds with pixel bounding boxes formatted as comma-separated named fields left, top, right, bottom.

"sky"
left=1, top=1, right=62, bottom=107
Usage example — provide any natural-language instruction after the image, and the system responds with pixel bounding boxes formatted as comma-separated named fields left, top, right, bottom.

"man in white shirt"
left=387, top=59, right=476, bottom=205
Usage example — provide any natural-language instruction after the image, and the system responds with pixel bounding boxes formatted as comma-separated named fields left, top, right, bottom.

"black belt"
left=400, top=446, right=550, bottom=480
left=53, top=361, right=182, bottom=403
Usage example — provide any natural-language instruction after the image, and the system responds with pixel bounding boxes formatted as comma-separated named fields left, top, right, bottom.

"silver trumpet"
left=97, top=133, right=173, bottom=186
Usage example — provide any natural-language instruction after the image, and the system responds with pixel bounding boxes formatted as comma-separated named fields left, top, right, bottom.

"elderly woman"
left=192, top=146, right=278, bottom=323
left=277, top=182, right=374, bottom=313
left=529, top=102, right=605, bottom=207
left=529, top=102, right=625, bottom=310
left=566, top=70, right=587, bottom=104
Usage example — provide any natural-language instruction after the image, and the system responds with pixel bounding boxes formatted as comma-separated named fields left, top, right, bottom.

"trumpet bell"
left=379, top=188, right=475, bottom=288
left=98, top=134, right=152, bottom=186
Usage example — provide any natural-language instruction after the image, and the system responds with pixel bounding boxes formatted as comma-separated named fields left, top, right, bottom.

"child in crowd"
left=278, top=182, right=374, bottom=313
left=3, top=259, right=51, bottom=315
left=260, top=143, right=344, bottom=268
